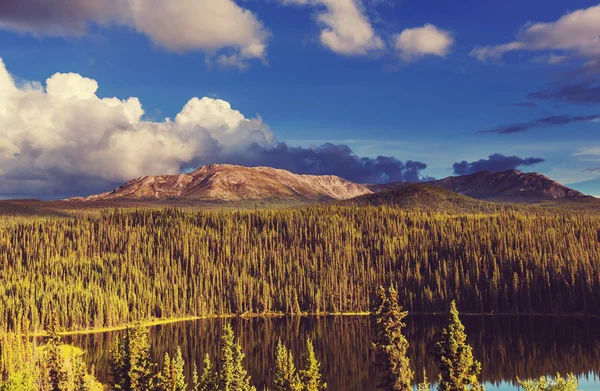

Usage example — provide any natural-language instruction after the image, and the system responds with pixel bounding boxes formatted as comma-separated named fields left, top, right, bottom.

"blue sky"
left=0, top=0, right=599, bottom=198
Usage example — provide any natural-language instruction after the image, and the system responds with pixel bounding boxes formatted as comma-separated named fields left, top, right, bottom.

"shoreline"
left=25, top=310, right=598, bottom=337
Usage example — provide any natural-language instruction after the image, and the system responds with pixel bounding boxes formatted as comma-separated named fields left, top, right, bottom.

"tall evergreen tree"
left=273, top=340, right=302, bottom=391
left=435, top=300, right=484, bottom=391
left=73, top=356, right=91, bottom=391
left=417, top=370, right=430, bottom=391
left=109, top=322, right=154, bottom=391
left=197, top=354, right=218, bottom=391
left=232, top=342, right=256, bottom=391
left=220, top=323, right=236, bottom=391
left=220, top=323, right=256, bottom=391
left=299, top=338, right=326, bottom=391
left=128, top=323, right=154, bottom=391
left=110, top=336, right=129, bottom=390
left=372, top=286, right=413, bottom=391
left=157, top=348, right=187, bottom=391
left=45, top=315, right=66, bottom=391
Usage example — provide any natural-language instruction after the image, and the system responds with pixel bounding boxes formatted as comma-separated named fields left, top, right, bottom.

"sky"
left=0, top=0, right=600, bottom=199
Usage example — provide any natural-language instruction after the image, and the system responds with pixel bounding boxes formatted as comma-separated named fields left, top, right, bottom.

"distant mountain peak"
left=428, top=169, right=585, bottom=203
left=73, top=164, right=373, bottom=202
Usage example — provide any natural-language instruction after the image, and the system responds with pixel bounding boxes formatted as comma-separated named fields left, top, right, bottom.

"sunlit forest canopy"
left=0, top=206, right=599, bottom=332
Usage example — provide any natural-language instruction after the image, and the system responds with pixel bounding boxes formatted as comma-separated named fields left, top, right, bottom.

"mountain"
left=427, top=170, right=586, bottom=203
left=345, top=183, right=500, bottom=213
left=73, top=164, right=373, bottom=202
left=365, top=170, right=587, bottom=203
left=71, top=166, right=590, bottom=207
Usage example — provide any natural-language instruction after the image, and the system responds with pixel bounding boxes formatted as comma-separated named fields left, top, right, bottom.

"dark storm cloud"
left=0, top=0, right=118, bottom=35
left=453, top=153, right=545, bottom=175
left=513, top=102, right=537, bottom=108
left=479, top=115, right=600, bottom=134
left=528, top=82, right=600, bottom=105
left=219, top=142, right=429, bottom=184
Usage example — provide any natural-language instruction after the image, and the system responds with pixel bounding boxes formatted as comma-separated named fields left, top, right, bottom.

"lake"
left=64, top=315, right=600, bottom=390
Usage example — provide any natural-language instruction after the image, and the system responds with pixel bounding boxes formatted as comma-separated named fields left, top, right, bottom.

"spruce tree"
left=220, top=323, right=236, bottom=391
left=110, top=322, right=155, bottom=391
left=273, top=340, right=302, bottom=391
left=128, top=322, right=155, bottom=391
left=372, top=286, right=413, bottom=391
left=73, top=356, right=91, bottom=391
left=299, top=338, right=326, bottom=391
left=157, top=348, right=187, bottom=391
left=435, top=300, right=484, bottom=391
left=232, top=341, right=256, bottom=391
left=198, top=353, right=218, bottom=391
left=110, top=336, right=129, bottom=390
left=45, top=315, right=67, bottom=391
left=417, top=370, right=430, bottom=391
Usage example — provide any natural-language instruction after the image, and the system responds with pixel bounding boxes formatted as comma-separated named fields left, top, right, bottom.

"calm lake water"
left=64, top=315, right=600, bottom=391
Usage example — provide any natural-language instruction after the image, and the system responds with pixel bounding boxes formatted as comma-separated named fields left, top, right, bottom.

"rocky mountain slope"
left=428, top=170, right=585, bottom=203
left=364, top=170, right=586, bottom=203
left=73, top=164, right=373, bottom=202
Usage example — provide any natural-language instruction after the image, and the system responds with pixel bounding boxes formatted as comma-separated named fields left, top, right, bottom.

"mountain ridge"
left=71, top=165, right=591, bottom=206
left=71, top=164, right=373, bottom=202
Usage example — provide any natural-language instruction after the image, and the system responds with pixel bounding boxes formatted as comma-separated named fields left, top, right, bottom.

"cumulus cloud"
left=0, top=58, right=273, bottom=198
left=0, top=0, right=269, bottom=67
left=280, top=0, right=384, bottom=56
left=394, top=24, right=453, bottom=62
left=0, top=59, right=428, bottom=198
left=453, top=153, right=545, bottom=175
left=471, top=5, right=600, bottom=64
left=529, top=82, right=600, bottom=105
left=479, top=114, right=600, bottom=134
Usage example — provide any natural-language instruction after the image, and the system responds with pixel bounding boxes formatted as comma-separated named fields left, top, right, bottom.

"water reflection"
left=64, top=315, right=600, bottom=391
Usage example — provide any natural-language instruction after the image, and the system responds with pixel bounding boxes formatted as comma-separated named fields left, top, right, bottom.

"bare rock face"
left=77, top=164, right=373, bottom=202
left=428, top=170, right=585, bottom=203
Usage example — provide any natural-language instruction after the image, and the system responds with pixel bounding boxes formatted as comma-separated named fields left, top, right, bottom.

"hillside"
left=345, top=183, right=502, bottom=213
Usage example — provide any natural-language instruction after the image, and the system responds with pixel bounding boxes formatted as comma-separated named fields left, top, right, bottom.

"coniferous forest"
left=0, top=205, right=599, bottom=390
left=0, top=206, right=599, bottom=332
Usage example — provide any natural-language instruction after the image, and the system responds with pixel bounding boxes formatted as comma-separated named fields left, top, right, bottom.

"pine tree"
left=128, top=322, right=155, bottom=391
left=45, top=315, right=67, bottom=391
left=220, top=323, right=236, bottom=391
left=110, top=336, right=130, bottom=390
left=73, top=356, right=91, bottom=391
left=157, top=348, right=187, bottom=391
left=435, top=300, right=484, bottom=391
left=417, top=370, right=430, bottom=391
left=198, top=354, right=218, bottom=391
left=110, top=322, right=155, bottom=391
left=372, top=286, right=413, bottom=391
left=232, top=341, right=256, bottom=391
left=299, top=338, right=326, bottom=391
left=273, top=340, right=302, bottom=391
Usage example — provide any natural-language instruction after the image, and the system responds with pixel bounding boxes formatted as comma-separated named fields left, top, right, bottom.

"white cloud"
left=0, top=0, right=269, bottom=67
left=281, top=0, right=385, bottom=56
left=574, top=147, right=600, bottom=158
left=0, top=58, right=275, bottom=197
left=471, top=5, right=600, bottom=63
left=394, top=24, right=453, bottom=62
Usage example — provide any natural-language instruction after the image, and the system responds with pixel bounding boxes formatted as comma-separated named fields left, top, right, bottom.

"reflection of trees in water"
left=65, top=316, right=600, bottom=391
